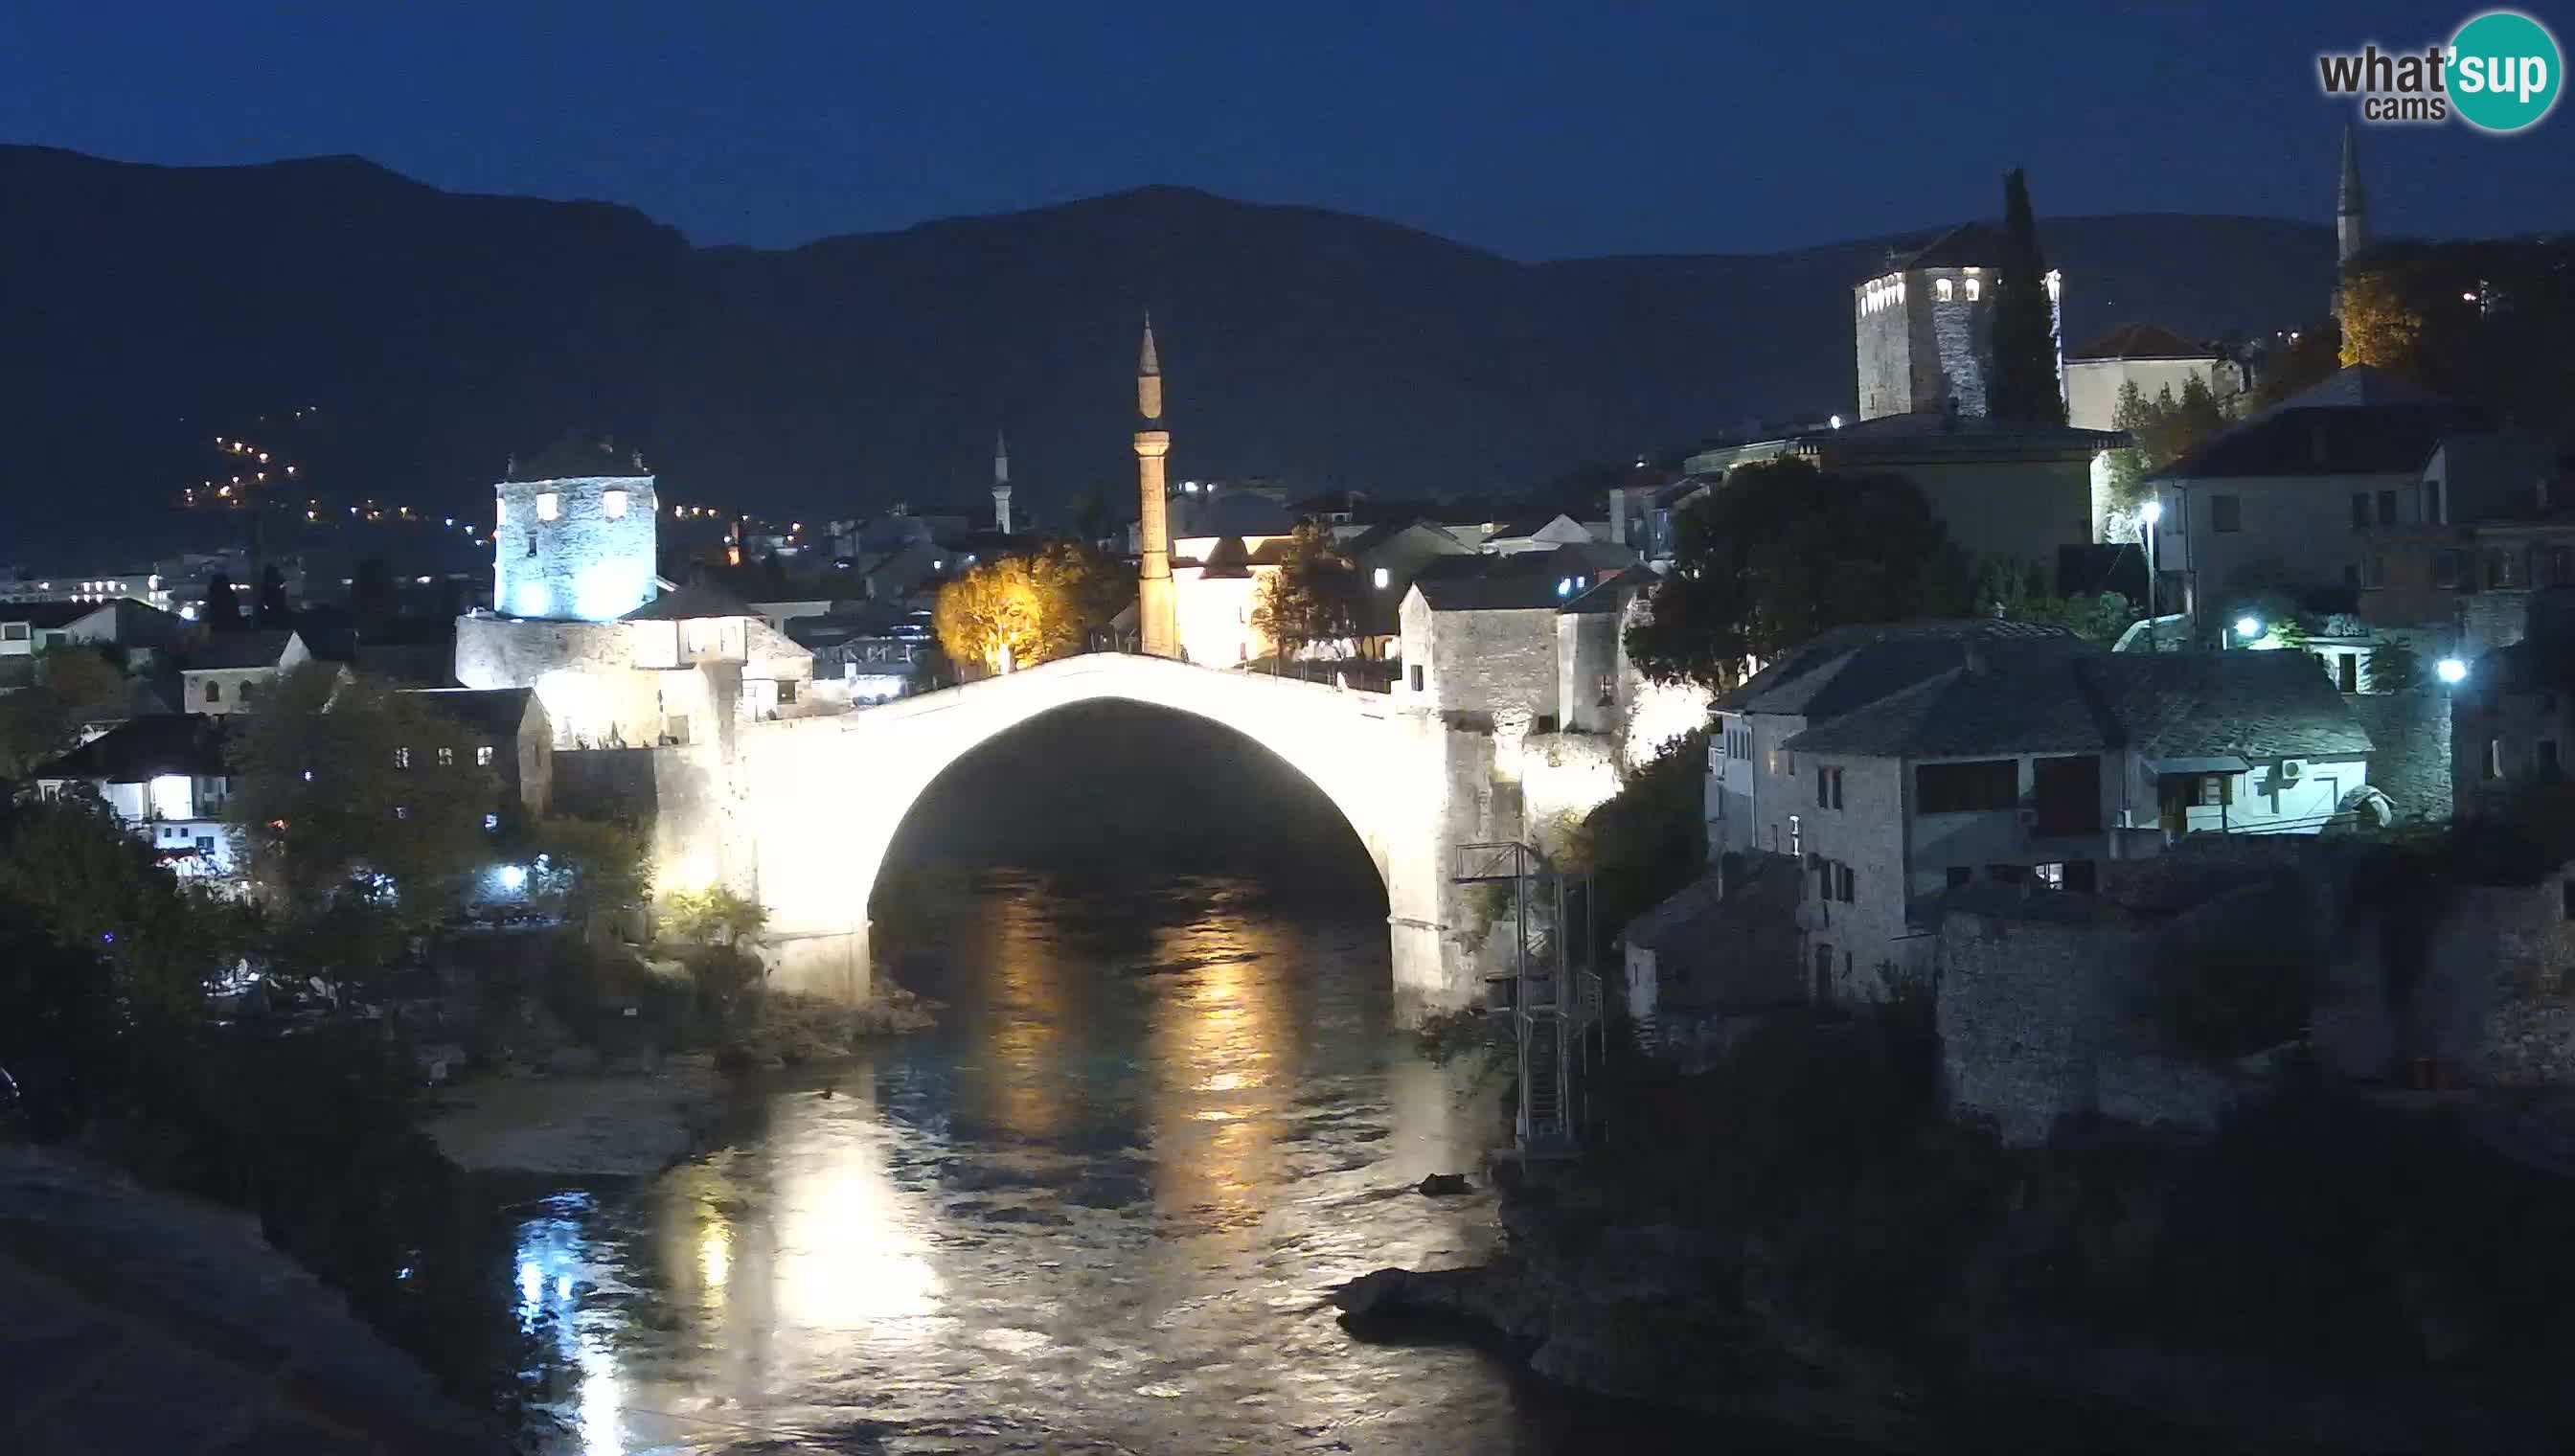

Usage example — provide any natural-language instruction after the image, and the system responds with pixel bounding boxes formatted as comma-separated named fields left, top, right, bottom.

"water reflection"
left=482, top=870, right=1715, bottom=1454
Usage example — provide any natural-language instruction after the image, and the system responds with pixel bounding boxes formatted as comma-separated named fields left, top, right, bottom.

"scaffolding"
left=1452, top=841, right=1605, bottom=1157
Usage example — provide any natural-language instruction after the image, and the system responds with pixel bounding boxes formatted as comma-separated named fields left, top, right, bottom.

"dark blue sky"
left=3, top=1, right=2570, bottom=257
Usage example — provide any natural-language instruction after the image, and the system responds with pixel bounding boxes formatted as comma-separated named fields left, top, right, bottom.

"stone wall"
left=2410, top=878, right=2575, bottom=1085
left=492, top=472, right=658, bottom=623
left=2346, top=688, right=2450, bottom=823
left=1855, top=285, right=1913, bottom=421
left=1427, top=605, right=1561, bottom=723
left=1928, top=289, right=1988, bottom=418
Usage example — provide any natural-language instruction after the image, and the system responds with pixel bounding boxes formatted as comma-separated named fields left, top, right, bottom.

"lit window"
left=1936, top=278, right=1954, bottom=302
left=394, top=746, right=411, bottom=769
left=485, top=814, right=499, bottom=831
left=395, top=806, right=409, bottom=820
left=1965, top=278, right=1982, bottom=302
left=536, top=491, right=560, bottom=521
left=604, top=489, right=628, bottom=519
left=1374, top=567, right=1390, bottom=590
left=476, top=745, right=494, bottom=766
left=437, top=746, right=454, bottom=766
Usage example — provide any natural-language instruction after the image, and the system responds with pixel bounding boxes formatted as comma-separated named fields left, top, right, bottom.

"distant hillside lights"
left=492, top=470, right=659, bottom=623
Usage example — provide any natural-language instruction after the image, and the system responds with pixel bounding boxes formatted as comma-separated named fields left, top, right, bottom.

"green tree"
left=2338, top=265, right=2425, bottom=372
left=1974, top=561, right=2138, bottom=646
left=524, top=816, right=652, bottom=929
left=1625, top=459, right=1971, bottom=691
left=203, top=571, right=244, bottom=632
left=2365, top=636, right=2426, bottom=694
left=2104, top=377, right=2229, bottom=515
left=1988, top=168, right=2065, bottom=423
left=0, top=786, right=249, bottom=1022
left=661, top=885, right=768, bottom=947
left=1250, top=523, right=1365, bottom=666
left=2247, top=318, right=2344, bottom=412
left=0, top=645, right=126, bottom=777
left=224, top=664, right=496, bottom=977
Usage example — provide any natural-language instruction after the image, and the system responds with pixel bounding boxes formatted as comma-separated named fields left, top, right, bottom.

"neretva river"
left=481, top=866, right=1756, bottom=1453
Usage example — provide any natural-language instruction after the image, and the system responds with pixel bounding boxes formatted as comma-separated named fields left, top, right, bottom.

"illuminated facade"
left=492, top=438, right=660, bottom=625
left=1855, top=223, right=2062, bottom=421
left=1134, top=316, right=1179, bottom=658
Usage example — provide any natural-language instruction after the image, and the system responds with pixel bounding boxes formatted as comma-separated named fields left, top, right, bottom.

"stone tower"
left=2336, top=122, right=2370, bottom=269
left=492, top=434, right=658, bottom=623
left=991, top=429, right=1014, bottom=535
left=1133, top=315, right=1177, bottom=658
left=1853, top=224, right=2057, bottom=421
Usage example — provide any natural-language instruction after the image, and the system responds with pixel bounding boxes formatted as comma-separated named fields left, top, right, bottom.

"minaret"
left=991, top=429, right=1014, bottom=535
left=2336, top=122, right=2369, bottom=269
left=1133, top=314, right=1178, bottom=658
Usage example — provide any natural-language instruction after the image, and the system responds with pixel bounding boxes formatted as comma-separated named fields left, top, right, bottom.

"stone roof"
left=2067, top=322, right=2218, bottom=362
left=620, top=581, right=750, bottom=622
left=1781, top=648, right=2118, bottom=757
left=1880, top=221, right=2003, bottom=274
left=1717, top=620, right=2083, bottom=717
left=510, top=432, right=649, bottom=482
left=184, top=628, right=300, bottom=671
left=2087, top=651, right=2373, bottom=760
left=0, top=601, right=112, bottom=628
left=36, top=713, right=232, bottom=783
left=2155, top=366, right=2483, bottom=481
left=1411, top=545, right=1629, bottom=613
left=402, top=686, right=537, bottom=741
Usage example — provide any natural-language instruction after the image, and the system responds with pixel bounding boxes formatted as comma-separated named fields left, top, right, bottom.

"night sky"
left=4, top=1, right=2570, bottom=257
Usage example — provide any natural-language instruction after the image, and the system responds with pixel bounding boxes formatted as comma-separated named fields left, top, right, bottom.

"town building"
left=34, top=715, right=239, bottom=881
left=0, top=598, right=189, bottom=664
left=492, top=435, right=660, bottom=624
left=400, top=687, right=553, bottom=818
left=1398, top=549, right=1631, bottom=725
left=181, top=629, right=311, bottom=715
left=1854, top=222, right=2062, bottom=422
left=1343, top=519, right=1475, bottom=656
left=2062, top=322, right=2244, bottom=433
left=2358, top=429, right=2569, bottom=656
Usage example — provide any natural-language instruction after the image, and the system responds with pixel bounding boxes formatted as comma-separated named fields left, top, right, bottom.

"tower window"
left=1935, top=278, right=1954, bottom=302
left=603, top=489, right=628, bottom=519
left=536, top=491, right=561, bottom=521
left=1965, top=278, right=1982, bottom=302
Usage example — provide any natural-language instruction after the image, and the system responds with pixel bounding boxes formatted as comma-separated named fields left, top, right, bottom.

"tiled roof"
left=36, top=714, right=232, bottom=783
left=0, top=601, right=111, bottom=628
left=185, top=629, right=299, bottom=671
left=2085, top=651, right=2372, bottom=760
left=621, top=582, right=751, bottom=622
left=1717, top=620, right=2083, bottom=717
left=402, top=686, right=537, bottom=740
left=1411, top=545, right=1632, bottom=612
left=2068, top=322, right=2217, bottom=362
left=1781, top=649, right=2118, bottom=757
left=2155, top=366, right=2483, bottom=480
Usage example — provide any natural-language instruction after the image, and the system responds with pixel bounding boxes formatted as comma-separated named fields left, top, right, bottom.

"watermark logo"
left=2317, top=10, right=2561, bottom=131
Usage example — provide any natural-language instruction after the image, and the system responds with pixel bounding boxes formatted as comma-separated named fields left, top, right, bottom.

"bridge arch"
left=732, top=654, right=1472, bottom=1020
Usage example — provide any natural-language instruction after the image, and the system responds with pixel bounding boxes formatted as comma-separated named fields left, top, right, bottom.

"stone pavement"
left=0, top=1146, right=500, bottom=1454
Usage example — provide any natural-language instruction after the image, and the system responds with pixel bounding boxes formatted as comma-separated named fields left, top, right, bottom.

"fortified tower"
left=492, top=434, right=659, bottom=623
left=1853, top=223, right=2062, bottom=421
left=1133, top=316, right=1178, bottom=657
left=991, top=429, right=1014, bottom=535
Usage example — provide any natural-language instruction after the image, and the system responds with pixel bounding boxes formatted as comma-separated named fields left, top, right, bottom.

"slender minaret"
left=1133, top=314, right=1177, bottom=658
left=991, top=429, right=1014, bottom=535
left=2336, top=122, right=2369, bottom=269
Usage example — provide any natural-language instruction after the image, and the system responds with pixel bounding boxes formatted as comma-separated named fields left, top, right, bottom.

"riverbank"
left=422, top=1055, right=734, bottom=1177
left=1339, top=1020, right=2575, bottom=1454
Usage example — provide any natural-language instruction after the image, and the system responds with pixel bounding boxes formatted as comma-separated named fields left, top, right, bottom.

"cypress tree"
left=1988, top=168, right=2064, bottom=423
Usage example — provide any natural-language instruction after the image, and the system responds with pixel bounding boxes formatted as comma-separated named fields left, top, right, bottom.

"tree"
left=2338, top=265, right=2425, bottom=372
left=351, top=557, right=396, bottom=637
left=1988, top=168, right=2065, bottom=423
left=1250, top=523, right=1365, bottom=665
left=1626, top=459, right=1971, bottom=691
left=2104, top=376, right=2229, bottom=514
left=2365, top=637, right=2426, bottom=694
left=661, top=886, right=768, bottom=947
left=0, top=786, right=249, bottom=1023
left=1974, top=561, right=2138, bottom=646
left=932, top=542, right=1122, bottom=675
left=257, top=564, right=291, bottom=627
left=203, top=572, right=244, bottom=632
left=2247, top=318, right=2344, bottom=412
left=0, top=646, right=126, bottom=777
left=524, top=816, right=652, bottom=929
left=224, top=665, right=496, bottom=976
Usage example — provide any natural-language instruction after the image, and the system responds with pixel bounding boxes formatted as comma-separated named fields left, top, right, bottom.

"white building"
left=34, top=715, right=240, bottom=882
left=0, top=598, right=188, bottom=663
left=2062, top=323, right=2244, bottom=433
left=181, top=629, right=311, bottom=715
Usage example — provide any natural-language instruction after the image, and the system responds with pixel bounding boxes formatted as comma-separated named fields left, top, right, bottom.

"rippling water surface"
left=491, top=868, right=1731, bottom=1454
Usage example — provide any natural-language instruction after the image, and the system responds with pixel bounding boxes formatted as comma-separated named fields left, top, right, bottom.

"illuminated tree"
left=660, top=885, right=768, bottom=947
left=932, top=542, right=1124, bottom=675
left=1626, top=459, right=1971, bottom=690
left=1988, top=168, right=2065, bottom=424
left=1250, top=524, right=1365, bottom=665
left=2104, top=375, right=2228, bottom=512
left=224, top=665, right=496, bottom=974
left=2338, top=266, right=2426, bottom=372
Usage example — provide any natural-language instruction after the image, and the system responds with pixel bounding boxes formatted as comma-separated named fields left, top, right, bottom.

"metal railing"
left=1454, top=840, right=1603, bottom=1157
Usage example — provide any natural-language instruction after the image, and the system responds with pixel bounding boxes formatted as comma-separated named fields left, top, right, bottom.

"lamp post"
left=2138, top=499, right=2163, bottom=650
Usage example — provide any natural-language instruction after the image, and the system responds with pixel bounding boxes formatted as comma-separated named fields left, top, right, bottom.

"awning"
left=2151, top=755, right=2250, bottom=775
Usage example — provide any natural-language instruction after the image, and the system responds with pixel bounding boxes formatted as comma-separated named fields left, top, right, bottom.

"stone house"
left=34, top=715, right=239, bottom=881
left=2062, top=322, right=2245, bottom=433
left=2146, top=366, right=2489, bottom=619
left=400, top=686, right=553, bottom=818
left=2356, top=430, right=2570, bottom=656
left=1476, top=513, right=1596, bottom=556
left=180, top=629, right=311, bottom=715
left=1397, top=546, right=1639, bottom=725
left=1343, top=519, right=1474, bottom=654
left=2450, top=606, right=2575, bottom=821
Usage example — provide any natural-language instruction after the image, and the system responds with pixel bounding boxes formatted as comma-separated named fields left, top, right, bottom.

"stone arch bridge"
left=718, top=653, right=1555, bottom=1022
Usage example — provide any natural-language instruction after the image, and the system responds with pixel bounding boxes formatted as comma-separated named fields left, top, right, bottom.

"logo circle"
left=2451, top=10, right=2562, bottom=132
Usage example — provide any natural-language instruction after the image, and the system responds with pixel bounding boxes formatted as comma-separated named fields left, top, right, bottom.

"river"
left=474, top=864, right=1773, bottom=1454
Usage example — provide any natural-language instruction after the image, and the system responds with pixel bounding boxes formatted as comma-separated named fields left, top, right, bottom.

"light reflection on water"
left=496, top=869, right=1701, bottom=1454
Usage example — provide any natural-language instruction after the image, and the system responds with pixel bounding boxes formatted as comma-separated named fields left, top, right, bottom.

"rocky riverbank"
left=422, top=1052, right=734, bottom=1177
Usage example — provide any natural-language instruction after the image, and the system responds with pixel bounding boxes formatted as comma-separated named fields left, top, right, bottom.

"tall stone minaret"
left=2336, top=122, right=2369, bottom=269
left=1133, top=314, right=1177, bottom=658
left=991, top=429, right=1014, bottom=535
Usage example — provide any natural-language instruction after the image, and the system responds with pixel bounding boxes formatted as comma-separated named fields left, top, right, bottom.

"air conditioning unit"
left=2279, top=759, right=2304, bottom=782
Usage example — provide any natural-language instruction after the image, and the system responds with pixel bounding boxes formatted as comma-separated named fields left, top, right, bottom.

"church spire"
left=2337, top=122, right=2369, bottom=269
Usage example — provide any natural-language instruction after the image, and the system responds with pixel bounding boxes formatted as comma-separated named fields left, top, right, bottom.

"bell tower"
left=1133, top=315, right=1177, bottom=658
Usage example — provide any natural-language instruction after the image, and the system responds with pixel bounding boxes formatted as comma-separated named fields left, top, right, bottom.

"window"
left=2484, top=739, right=2501, bottom=782
left=2435, top=551, right=2459, bottom=589
left=204, top=680, right=221, bottom=704
left=2035, top=862, right=2065, bottom=890
left=0, top=623, right=25, bottom=642
left=1409, top=665, right=1424, bottom=692
left=1947, top=866, right=1972, bottom=889
left=1835, top=863, right=1855, bottom=902
left=1373, top=567, right=1390, bottom=590
left=195, top=835, right=215, bottom=853
left=2030, top=754, right=2102, bottom=834
left=2339, top=654, right=2359, bottom=694
left=2160, top=773, right=2234, bottom=808
left=1935, top=278, right=1954, bottom=302
left=2377, top=489, right=2398, bottom=525
left=436, top=746, right=454, bottom=766
left=238, top=681, right=256, bottom=704
left=603, top=489, right=628, bottom=520
left=2350, top=492, right=2371, bottom=530
left=536, top=491, right=561, bottom=521
left=485, top=814, right=499, bottom=831
left=1833, top=768, right=1844, bottom=808
left=2542, top=739, right=2562, bottom=777
left=393, top=746, right=411, bottom=769
left=1915, top=759, right=2018, bottom=813
left=1816, top=766, right=1829, bottom=808
left=2426, top=480, right=2443, bottom=523
left=1964, top=277, right=1982, bottom=302
left=476, top=745, right=494, bottom=766
left=2552, top=548, right=2575, bottom=586
left=779, top=680, right=799, bottom=706
left=1789, top=813, right=1802, bottom=860
left=2210, top=494, right=2241, bottom=534
left=1812, top=944, right=1834, bottom=1004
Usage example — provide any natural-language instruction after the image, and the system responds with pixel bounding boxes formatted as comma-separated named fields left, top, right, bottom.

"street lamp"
left=2138, top=500, right=2163, bottom=649
left=2234, top=615, right=2262, bottom=644
left=2437, top=657, right=2469, bottom=685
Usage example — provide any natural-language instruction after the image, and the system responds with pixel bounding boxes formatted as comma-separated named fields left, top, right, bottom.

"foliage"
left=0, top=787, right=245, bottom=1027
left=2245, top=316, right=2343, bottom=412
left=225, top=664, right=497, bottom=974
left=932, top=540, right=1125, bottom=674
left=0, top=644, right=127, bottom=776
left=2103, top=375, right=2228, bottom=512
left=1973, top=560, right=2137, bottom=646
left=1625, top=458, right=1970, bottom=690
left=2337, top=264, right=2425, bottom=371
left=257, top=564, right=292, bottom=627
left=2161, top=929, right=2314, bottom=1062
left=1249, top=522, right=1365, bottom=663
left=203, top=571, right=244, bottom=631
left=2365, top=636, right=2425, bottom=694
left=1568, top=729, right=1712, bottom=959
left=1988, top=168, right=2065, bottom=424
left=661, top=884, right=769, bottom=946
left=522, top=815, right=652, bottom=925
